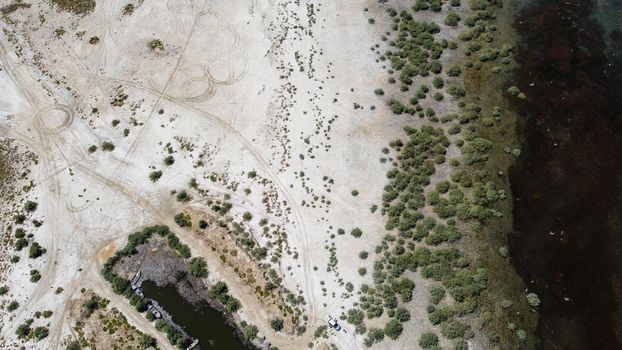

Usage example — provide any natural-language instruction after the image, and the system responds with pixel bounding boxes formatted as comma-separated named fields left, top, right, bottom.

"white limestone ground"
left=0, top=0, right=470, bottom=349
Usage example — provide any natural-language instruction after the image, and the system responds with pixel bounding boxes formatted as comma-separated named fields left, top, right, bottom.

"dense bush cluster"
left=384, top=12, right=448, bottom=93
left=360, top=0, right=524, bottom=347
left=208, top=281, right=241, bottom=312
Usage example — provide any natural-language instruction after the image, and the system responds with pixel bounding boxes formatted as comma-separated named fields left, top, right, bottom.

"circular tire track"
left=33, top=104, right=74, bottom=134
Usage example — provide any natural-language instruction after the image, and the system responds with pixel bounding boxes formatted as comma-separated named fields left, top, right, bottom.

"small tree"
left=149, top=171, right=163, bottom=182
left=139, top=334, right=157, bottom=348
left=30, top=269, right=41, bottom=283
left=33, top=326, right=49, bottom=340
left=7, top=300, right=19, bottom=312
left=174, top=213, right=192, bottom=227
left=29, top=242, right=46, bottom=259
left=242, top=322, right=259, bottom=340
left=101, top=141, right=115, bottom=151
left=84, top=296, right=100, bottom=313
left=65, top=341, right=81, bottom=350
left=176, top=190, right=191, bottom=202
left=25, top=201, right=38, bottom=212
left=15, top=323, right=31, bottom=339
left=351, top=227, right=363, bottom=238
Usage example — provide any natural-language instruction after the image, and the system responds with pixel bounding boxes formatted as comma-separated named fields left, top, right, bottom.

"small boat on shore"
left=186, top=338, right=199, bottom=350
left=131, top=270, right=142, bottom=284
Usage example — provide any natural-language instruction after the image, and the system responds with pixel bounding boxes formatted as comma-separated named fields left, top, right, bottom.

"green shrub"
left=395, top=307, right=411, bottom=322
left=101, top=141, right=115, bottom=151
left=65, top=341, right=81, bottom=350
left=84, top=295, right=100, bottom=313
left=174, top=213, right=192, bottom=227
left=446, top=85, right=466, bottom=97
left=383, top=319, right=403, bottom=340
left=188, top=257, right=208, bottom=278
left=433, top=78, right=444, bottom=90
left=88, top=145, right=97, bottom=153
left=441, top=320, right=469, bottom=339
left=429, top=286, right=446, bottom=304
left=444, top=11, right=461, bottom=26
left=50, top=0, right=95, bottom=15
left=7, top=300, right=19, bottom=311
left=351, top=227, right=363, bottom=238
left=30, top=269, right=41, bottom=282
left=241, top=322, right=259, bottom=340
left=164, top=156, right=175, bottom=165
left=25, top=201, right=38, bottom=212
left=526, top=292, right=540, bottom=307
left=149, top=171, right=163, bottom=182
left=15, top=322, right=30, bottom=339
left=176, top=191, right=191, bottom=202
left=507, top=86, right=520, bottom=96
left=226, top=298, right=240, bottom=312
left=199, top=220, right=208, bottom=229
left=147, top=39, right=164, bottom=51
left=33, top=326, right=48, bottom=340
left=364, top=328, right=385, bottom=346
left=271, top=318, right=284, bottom=331
left=447, top=65, right=462, bottom=77
left=139, top=334, right=156, bottom=348
left=14, top=214, right=26, bottom=224
left=389, top=99, right=406, bottom=114
left=419, top=332, right=439, bottom=349
left=29, top=242, right=46, bottom=259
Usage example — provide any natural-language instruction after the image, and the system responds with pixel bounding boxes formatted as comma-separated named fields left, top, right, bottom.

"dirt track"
left=0, top=0, right=448, bottom=349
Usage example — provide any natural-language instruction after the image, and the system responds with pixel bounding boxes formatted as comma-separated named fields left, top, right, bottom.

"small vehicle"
left=328, top=316, right=341, bottom=331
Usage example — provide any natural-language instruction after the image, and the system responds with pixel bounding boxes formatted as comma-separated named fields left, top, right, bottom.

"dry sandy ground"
left=0, top=0, right=469, bottom=349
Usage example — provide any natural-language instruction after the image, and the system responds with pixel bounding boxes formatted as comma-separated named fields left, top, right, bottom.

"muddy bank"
left=117, top=238, right=209, bottom=305
left=508, top=0, right=622, bottom=348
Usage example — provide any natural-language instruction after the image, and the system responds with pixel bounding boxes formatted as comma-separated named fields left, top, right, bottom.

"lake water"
left=508, top=0, right=622, bottom=348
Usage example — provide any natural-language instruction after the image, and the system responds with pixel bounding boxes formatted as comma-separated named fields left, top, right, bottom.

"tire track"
left=98, top=75, right=318, bottom=316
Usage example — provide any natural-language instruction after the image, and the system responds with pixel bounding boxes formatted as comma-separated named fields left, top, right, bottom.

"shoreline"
left=445, top=0, right=541, bottom=347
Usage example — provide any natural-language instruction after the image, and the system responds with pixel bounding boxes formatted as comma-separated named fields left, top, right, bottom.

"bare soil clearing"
left=0, top=0, right=469, bottom=349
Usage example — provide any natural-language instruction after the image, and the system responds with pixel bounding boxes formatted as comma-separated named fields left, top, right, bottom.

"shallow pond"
left=142, top=280, right=248, bottom=350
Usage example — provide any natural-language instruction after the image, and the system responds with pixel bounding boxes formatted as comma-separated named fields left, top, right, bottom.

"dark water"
left=141, top=280, right=247, bottom=350
left=508, top=0, right=622, bottom=349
